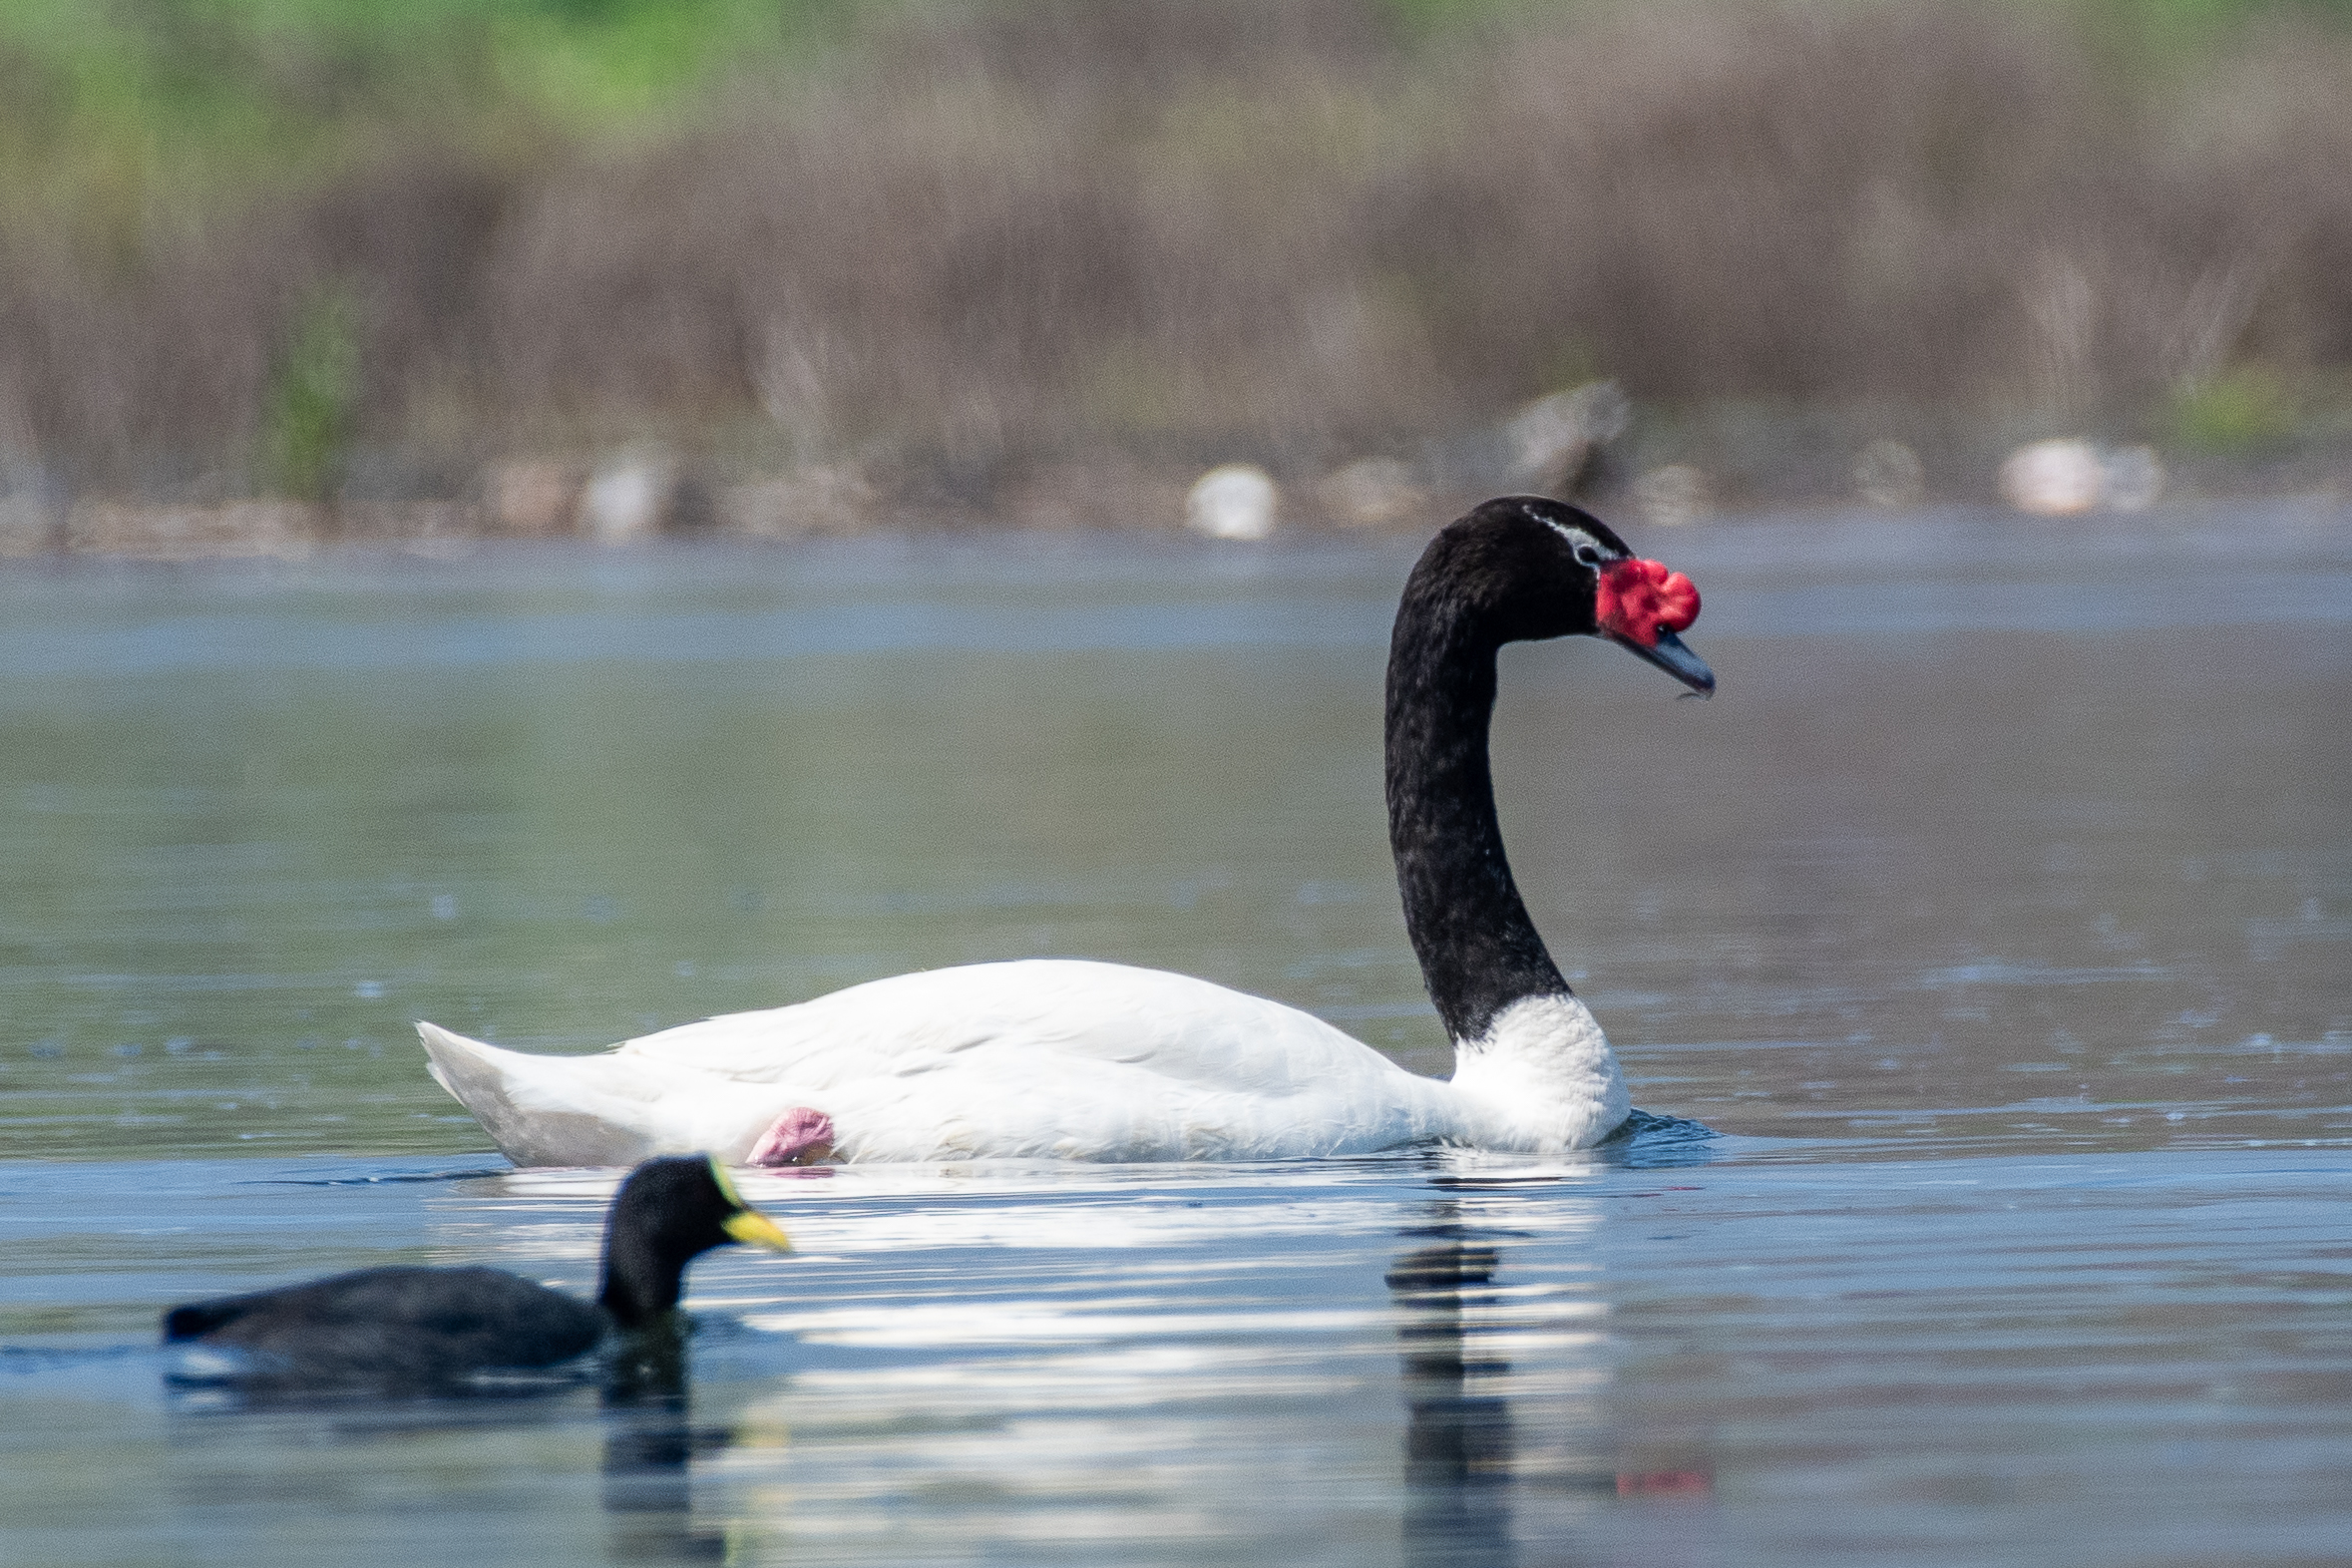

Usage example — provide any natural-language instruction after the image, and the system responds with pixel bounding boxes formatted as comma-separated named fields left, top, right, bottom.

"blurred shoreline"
left=10, top=477, right=2348, bottom=566
left=4, top=0, right=2351, bottom=554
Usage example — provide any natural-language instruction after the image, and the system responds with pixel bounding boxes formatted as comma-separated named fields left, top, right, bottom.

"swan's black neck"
left=1385, top=558, right=1573, bottom=1045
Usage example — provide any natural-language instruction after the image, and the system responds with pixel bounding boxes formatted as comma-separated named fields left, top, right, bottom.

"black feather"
left=1385, top=498, right=1640, bottom=1042
left=162, top=1156, right=782, bottom=1394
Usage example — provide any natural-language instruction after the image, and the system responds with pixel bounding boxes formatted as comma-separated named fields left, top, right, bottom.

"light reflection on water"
left=1, top=503, right=2348, bottom=1561
left=5, top=1146, right=2350, bottom=1565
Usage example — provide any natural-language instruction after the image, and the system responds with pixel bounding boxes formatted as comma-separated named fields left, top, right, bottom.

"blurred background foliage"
left=2, top=0, right=2350, bottom=499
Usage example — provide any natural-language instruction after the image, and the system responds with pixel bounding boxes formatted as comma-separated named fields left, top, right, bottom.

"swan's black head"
left=1412, top=496, right=1714, bottom=694
left=597, top=1156, right=792, bottom=1330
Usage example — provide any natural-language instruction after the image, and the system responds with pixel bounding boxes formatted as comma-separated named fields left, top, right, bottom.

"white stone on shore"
left=1186, top=464, right=1278, bottom=541
left=582, top=444, right=680, bottom=544
left=1998, top=439, right=2165, bottom=516
left=1998, top=439, right=2105, bottom=516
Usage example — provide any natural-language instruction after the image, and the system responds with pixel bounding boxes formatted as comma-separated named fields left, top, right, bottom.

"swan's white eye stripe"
left=1539, top=519, right=1621, bottom=565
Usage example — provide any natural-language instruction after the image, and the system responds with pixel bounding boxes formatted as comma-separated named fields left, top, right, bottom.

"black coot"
left=163, top=1155, right=791, bottom=1392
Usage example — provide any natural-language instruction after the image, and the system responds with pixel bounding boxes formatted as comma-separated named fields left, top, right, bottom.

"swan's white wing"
left=423, top=960, right=1454, bottom=1165
left=618, top=959, right=1448, bottom=1161
left=616, top=961, right=1369, bottom=1085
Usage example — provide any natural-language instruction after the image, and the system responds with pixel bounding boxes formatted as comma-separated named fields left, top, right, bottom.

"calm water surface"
left=2, top=504, right=2347, bottom=1564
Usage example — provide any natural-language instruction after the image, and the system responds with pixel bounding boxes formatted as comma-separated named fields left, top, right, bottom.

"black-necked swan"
left=417, top=497, right=1712, bottom=1166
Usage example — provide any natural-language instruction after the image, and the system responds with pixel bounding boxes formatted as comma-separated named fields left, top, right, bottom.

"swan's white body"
left=420, top=958, right=1628, bottom=1166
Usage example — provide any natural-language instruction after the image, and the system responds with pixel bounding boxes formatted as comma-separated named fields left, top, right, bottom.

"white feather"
left=418, top=959, right=1621, bottom=1166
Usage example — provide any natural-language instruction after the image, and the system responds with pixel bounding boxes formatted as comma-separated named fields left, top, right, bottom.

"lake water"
left=2, top=503, right=2347, bottom=1564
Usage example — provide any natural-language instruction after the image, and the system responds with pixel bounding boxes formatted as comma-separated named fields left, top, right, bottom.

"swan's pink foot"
left=749, top=1107, right=836, bottom=1166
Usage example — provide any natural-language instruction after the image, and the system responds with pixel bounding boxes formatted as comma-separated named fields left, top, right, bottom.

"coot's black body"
left=163, top=1156, right=790, bottom=1393
left=165, top=1266, right=607, bottom=1388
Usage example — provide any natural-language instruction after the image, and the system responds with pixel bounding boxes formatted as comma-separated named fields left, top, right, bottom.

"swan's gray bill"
left=1607, top=627, right=1715, bottom=696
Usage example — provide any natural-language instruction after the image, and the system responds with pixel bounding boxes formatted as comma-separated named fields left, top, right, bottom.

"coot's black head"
left=1409, top=496, right=1714, bottom=694
left=597, top=1156, right=792, bottom=1330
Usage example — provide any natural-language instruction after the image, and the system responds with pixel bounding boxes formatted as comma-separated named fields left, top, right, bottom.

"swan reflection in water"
left=1388, top=1224, right=1515, bottom=1566
left=1387, top=1193, right=1711, bottom=1566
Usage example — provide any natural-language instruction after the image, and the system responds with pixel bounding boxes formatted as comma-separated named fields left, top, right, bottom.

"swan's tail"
left=417, top=1022, right=669, bottom=1168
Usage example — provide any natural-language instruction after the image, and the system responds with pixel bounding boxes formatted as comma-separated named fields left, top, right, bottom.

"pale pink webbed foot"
left=749, top=1107, right=837, bottom=1166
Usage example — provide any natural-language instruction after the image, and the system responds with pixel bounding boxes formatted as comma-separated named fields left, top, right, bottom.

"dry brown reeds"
left=4, top=0, right=2350, bottom=507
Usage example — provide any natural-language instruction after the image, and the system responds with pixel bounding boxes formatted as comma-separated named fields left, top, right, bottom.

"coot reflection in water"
left=162, top=1311, right=741, bottom=1566
left=599, top=1327, right=734, bottom=1567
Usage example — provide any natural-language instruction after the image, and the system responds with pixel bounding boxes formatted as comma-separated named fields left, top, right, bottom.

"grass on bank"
left=6, top=0, right=2343, bottom=200
left=5, top=0, right=2352, bottom=504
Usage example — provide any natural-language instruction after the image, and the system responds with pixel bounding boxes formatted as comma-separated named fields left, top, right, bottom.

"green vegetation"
left=0, top=0, right=833, bottom=134
left=2167, top=366, right=2302, bottom=455
left=5, top=0, right=2343, bottom=192
left=4, top=0, right=2350, bottom=497
left=0, top=1, right=837, bottom=200
left=2090, top=0, right=2352, bottom=30
left=258, top=286, right=362, bottom=500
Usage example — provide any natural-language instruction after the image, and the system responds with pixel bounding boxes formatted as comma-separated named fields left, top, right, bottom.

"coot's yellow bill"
left=708, top=1156, right=793, bottom=1252
left=723, top=1209, right=793, bottom=1252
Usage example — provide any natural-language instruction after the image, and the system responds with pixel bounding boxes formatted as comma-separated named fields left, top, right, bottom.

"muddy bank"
left=6, top=393, right=2345, bottom=562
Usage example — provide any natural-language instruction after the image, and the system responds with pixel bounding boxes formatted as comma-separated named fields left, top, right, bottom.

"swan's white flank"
left=419, top=959, right=1627, bottom=1166
left=418, top=497, right=1711, bottom=1167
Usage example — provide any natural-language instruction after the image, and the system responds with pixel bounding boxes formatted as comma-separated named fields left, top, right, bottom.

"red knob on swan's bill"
left=1596, top=558, right=1701, bottom=648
